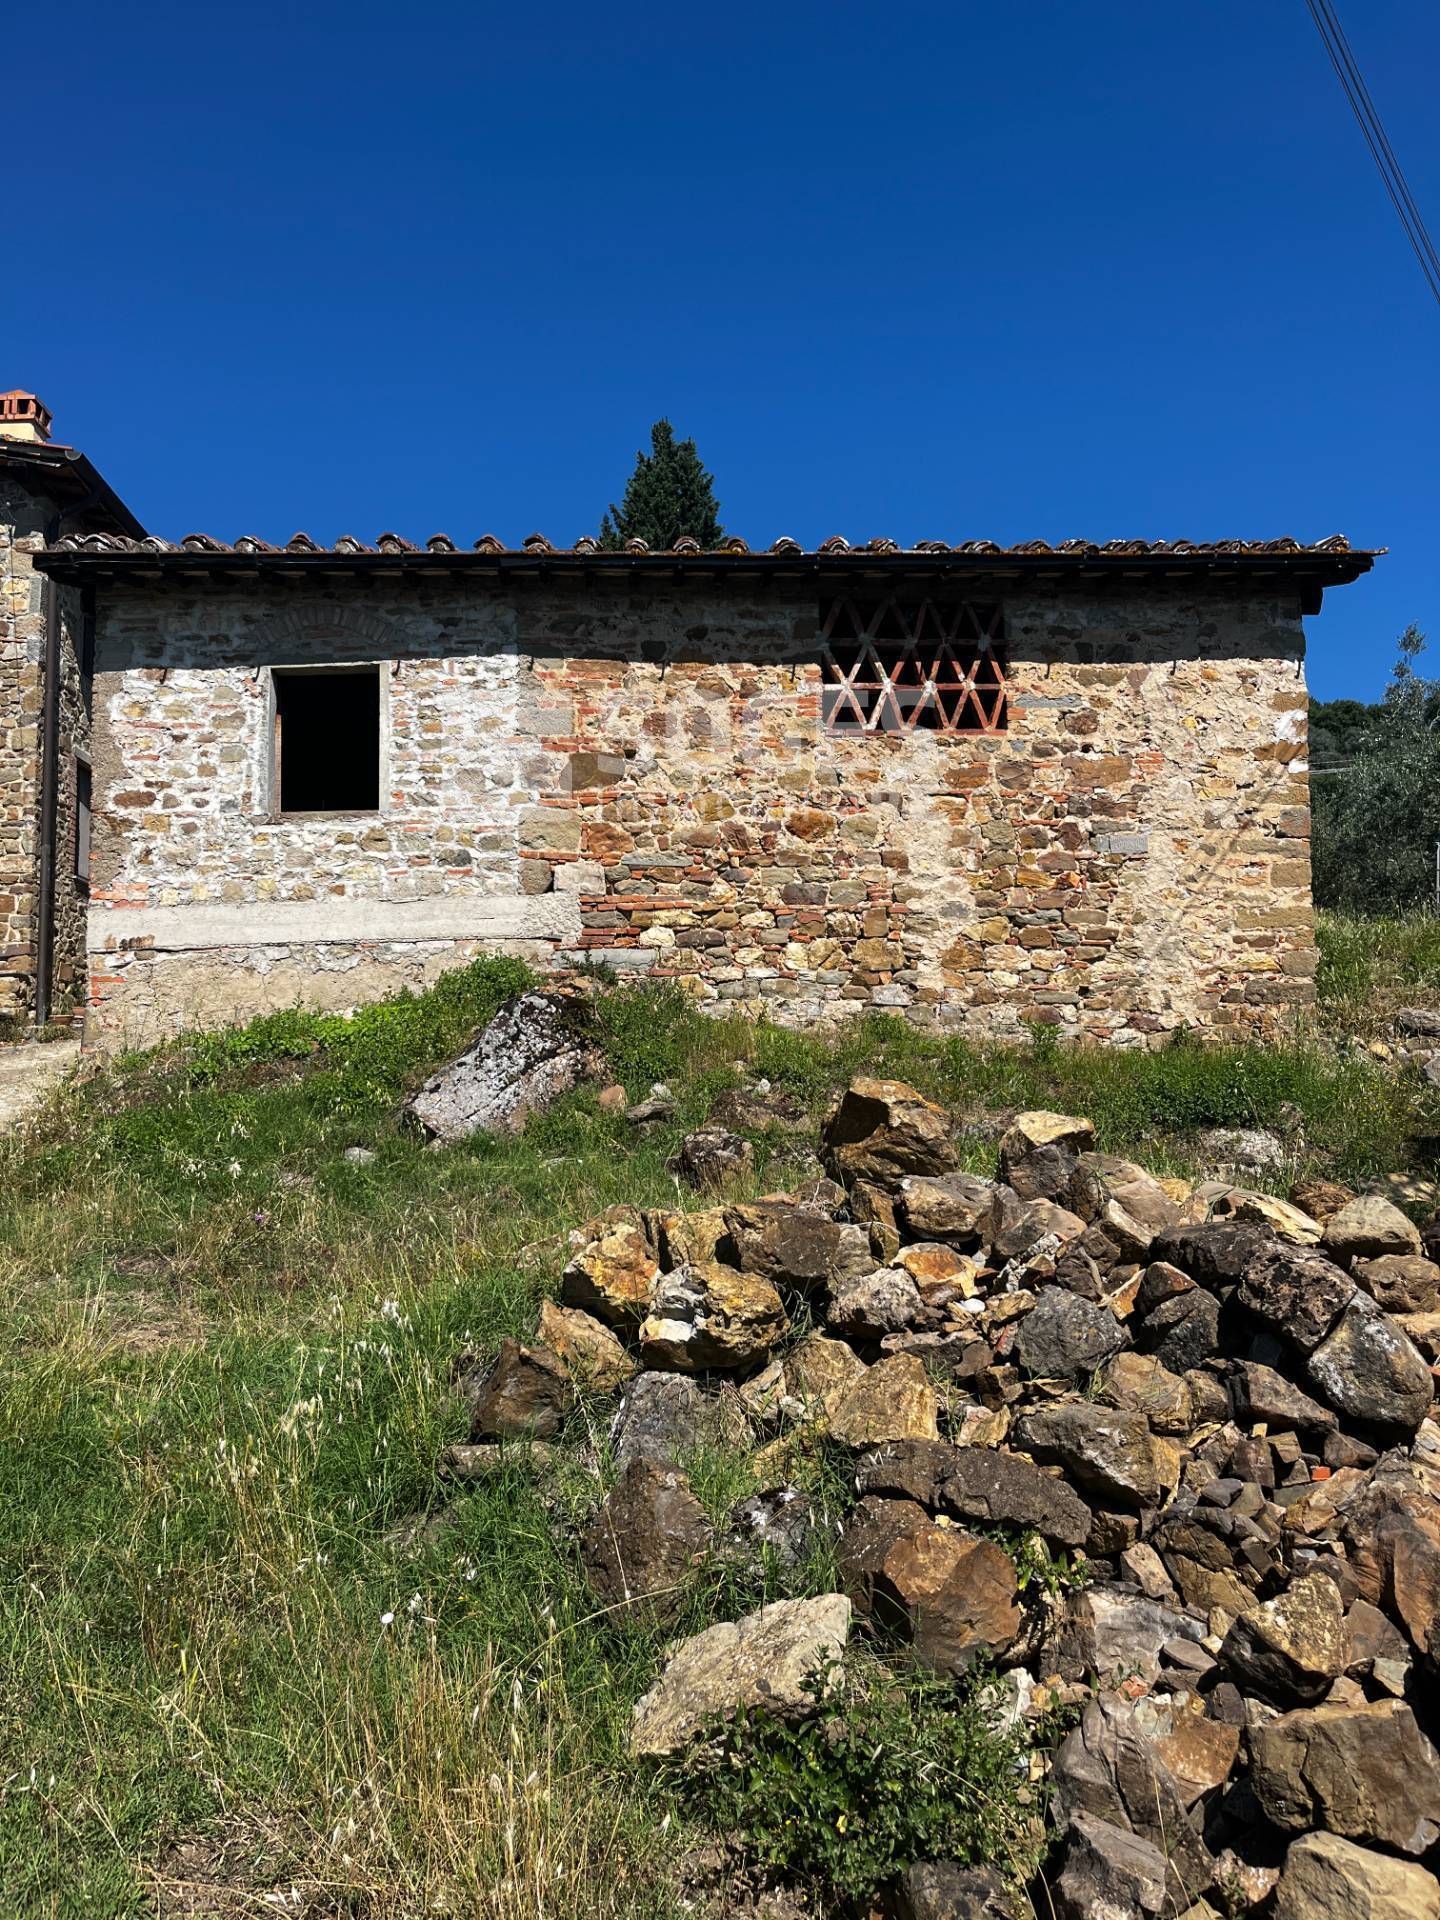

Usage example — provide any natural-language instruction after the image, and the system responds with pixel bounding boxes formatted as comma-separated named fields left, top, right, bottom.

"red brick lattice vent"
left=820, top=598, right=1007, bottom=733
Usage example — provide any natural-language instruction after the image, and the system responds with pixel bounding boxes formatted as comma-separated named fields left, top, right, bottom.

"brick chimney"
left=0, top=390, right=53, bottom=444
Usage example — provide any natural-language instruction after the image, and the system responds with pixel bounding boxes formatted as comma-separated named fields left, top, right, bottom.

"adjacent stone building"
left=0, top=392, right=144, bottom=1025
left=33, top=517, right=1375, bottom=1052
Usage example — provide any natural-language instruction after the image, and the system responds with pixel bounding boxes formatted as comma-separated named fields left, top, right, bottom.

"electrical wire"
left=1303, top=0, right=1440, bottom=310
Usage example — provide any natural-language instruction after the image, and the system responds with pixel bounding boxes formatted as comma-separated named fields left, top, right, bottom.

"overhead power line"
left=1303, top=0, right=1440, bottom=310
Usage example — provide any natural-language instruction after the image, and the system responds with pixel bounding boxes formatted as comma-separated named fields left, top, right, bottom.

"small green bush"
left=680, top=1661, right=1040, bottom=1903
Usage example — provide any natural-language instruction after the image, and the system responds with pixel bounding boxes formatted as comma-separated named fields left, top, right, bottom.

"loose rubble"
left=447, top=1072, right=1440, bottom=1914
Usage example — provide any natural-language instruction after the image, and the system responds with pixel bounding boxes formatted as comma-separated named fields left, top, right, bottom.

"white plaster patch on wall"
left=90, top=892, right=581, bottom=952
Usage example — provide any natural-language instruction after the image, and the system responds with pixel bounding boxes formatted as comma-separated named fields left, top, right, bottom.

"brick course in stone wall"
left=83, top=578, right=1316, bottom=1051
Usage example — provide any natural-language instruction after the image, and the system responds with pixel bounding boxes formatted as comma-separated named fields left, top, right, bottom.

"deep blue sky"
left=11, top=1, right=1437, bottom=697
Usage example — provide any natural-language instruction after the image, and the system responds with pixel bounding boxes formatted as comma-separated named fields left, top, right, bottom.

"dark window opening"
left=820, top=597, right=1008, bottom=734
left=273, top=668, right=381, bottom=814
left=75, top=759, right=92, bottom=889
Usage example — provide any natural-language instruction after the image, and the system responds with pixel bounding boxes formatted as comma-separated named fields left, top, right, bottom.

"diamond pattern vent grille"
left=820, top=598, right=1007, bottom=733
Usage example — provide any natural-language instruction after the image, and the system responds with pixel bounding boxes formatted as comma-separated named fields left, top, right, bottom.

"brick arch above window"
left=247, top=601, right=403, bottom=657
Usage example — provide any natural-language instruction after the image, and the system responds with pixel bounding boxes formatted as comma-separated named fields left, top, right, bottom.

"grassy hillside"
left=1, top=924, right=1437, bottom=1917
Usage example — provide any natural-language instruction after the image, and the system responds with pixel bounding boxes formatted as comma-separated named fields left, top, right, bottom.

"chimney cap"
left=0, top=390, right=53, bottom=443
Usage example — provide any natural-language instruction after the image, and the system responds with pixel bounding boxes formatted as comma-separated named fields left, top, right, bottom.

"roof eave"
left=0, top=443, right=147, bottom=541
left=31, top=548, right=1377, bottom=591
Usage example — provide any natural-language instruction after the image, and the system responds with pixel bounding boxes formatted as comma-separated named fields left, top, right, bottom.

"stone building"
left=0, top=392, right=144, bottom=1025
left=31, top=514, right=1376, bottom=1054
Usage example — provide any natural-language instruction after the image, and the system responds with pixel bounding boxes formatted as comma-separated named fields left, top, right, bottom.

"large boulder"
left=873, top=1522, right=1020, bottom=1674
left=939, top=1447, right=1094, bottom=1549
left=610, top=1372, right=743, bottom=1469
left=1228, top=1358, right=1336, bottom=1434
left=1354, top=1253, right=1440, bottom=1314
left=1098, top=1352, right=1192, bottom=1432
left=890, top=1861, right=1019, bottom=1920
left=579, top=1460, right=712, bottom=1622
left=1013, top=1287, right=1124, bottom=1381
left=783, top=1332, right=868, bottom=1416
left=821, top=1078, right=957, bottom=1186
left=1272, top=1831, right=1440, bottom=1920
left=1014, top=1404, right=1176, bottom=1510
left=535, top=1299, right=636, bottom=1393
left=835, top=1494, right=930, bottom=1616
left=826, top=1354, right=940, bottom=1448
left=638, top=1263, right=788, bottom=1373
left=1149, top=1222, right=1272, bottom=1288
left=1052, top=1812, right=1168, bottom=1920
left=462, top=1338, right=573, bottom=1440
left=1249, top=1699, right=1440, bottom=1855
left=1322, top=1194, right=1424, bottom=1265
left=1237, top=1241, right=1356, bottom=1351
left=722, top=1200, right=873, bottom=1293
left=1050, top=1695, right=1213, bottom=1907
left=561, top=1222, right=659, bottom=1330
left=896, top=1171, right=996, bottom=1247
left=998, top=1111, right=1095, bottom=1200
left=826, top=1266, right=925, bottom=1341
left=668, top=1126, right=755, bottom=1192
left=1306, top=1295, right=1435, bottom=1434
left=629, top=1593, right=852, bottom=1756
left=1069, top=1152, right=1182, bottom=1243
left=1219, top=1570, right=1345, bottom=1705
left=406, top=988, right=601, bottom=1141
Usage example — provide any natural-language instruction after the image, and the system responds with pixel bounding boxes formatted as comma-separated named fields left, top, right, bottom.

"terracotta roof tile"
left=42, top=530, right=1378, bottom=567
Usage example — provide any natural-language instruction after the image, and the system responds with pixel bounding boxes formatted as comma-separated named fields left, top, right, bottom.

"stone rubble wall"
left=0, top=477, right=90, bottom=1022
left=84, top=578, right=1315, bottom=1051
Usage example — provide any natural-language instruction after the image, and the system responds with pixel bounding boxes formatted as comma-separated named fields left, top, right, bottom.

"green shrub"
left=679, top=1661, right=1041, bottom=1903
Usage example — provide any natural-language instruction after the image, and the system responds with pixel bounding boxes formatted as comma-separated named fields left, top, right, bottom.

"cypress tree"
left=598, top=419, right=725, bottom=550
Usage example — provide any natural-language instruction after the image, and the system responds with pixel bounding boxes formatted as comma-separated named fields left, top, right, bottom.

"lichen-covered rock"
left=561, top=1223, right=659, bottom=1330
left=1098, top=1352, right=1192, bottom=1432
left=638, top=1262, right=788, bottom=1373
left=1220, top=1570, right=1345, bottom=1705
left=826, top=1266, right=924, bottom=1341
left=629, top=1594, right=852, bottom=1756
left=1249, top=1699, right=1440, bottom=1854
left=579, top=1460, right=712, bottom=1622
left=1193, top=1182, right=1322, bottom=1245
left=1013, top=1287, right=1124, bottom=1381
left=1238, top=1241, right=1356, bottom=1351
left=783, top=1331, right=868, bottom=1416
left=826, top=1353, right=940, bottom=1448
left=406, top=989, right=601, bottom=1141
left=535, top=1299, right=636, bottom=1393
left=999, top=1111, right=1095, bottom=1191
left=463, top=1337, right=573, bottom=1440
left=668, top=1126, right=755, bottom=1192
left=873, top=1522, right=1020, bottom=1675
left=821, top=1077, right=957, bottom=1187
left=610, top=1371, right=744, bottom=1469
left=1306, top=1295, right=1434, bottom=1434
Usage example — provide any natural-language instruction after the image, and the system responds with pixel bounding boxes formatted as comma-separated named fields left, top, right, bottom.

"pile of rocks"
left=455, top=1076, right=1440, bottom=1918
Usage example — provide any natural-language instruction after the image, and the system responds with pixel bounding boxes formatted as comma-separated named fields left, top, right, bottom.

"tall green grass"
left=1, top=943, right=1437, bottom=1913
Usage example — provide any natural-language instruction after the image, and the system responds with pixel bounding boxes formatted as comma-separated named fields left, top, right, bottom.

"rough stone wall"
left=84, top=578, right=1314, bottom=1051
left=0, top=477, right=90, bottom=1022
